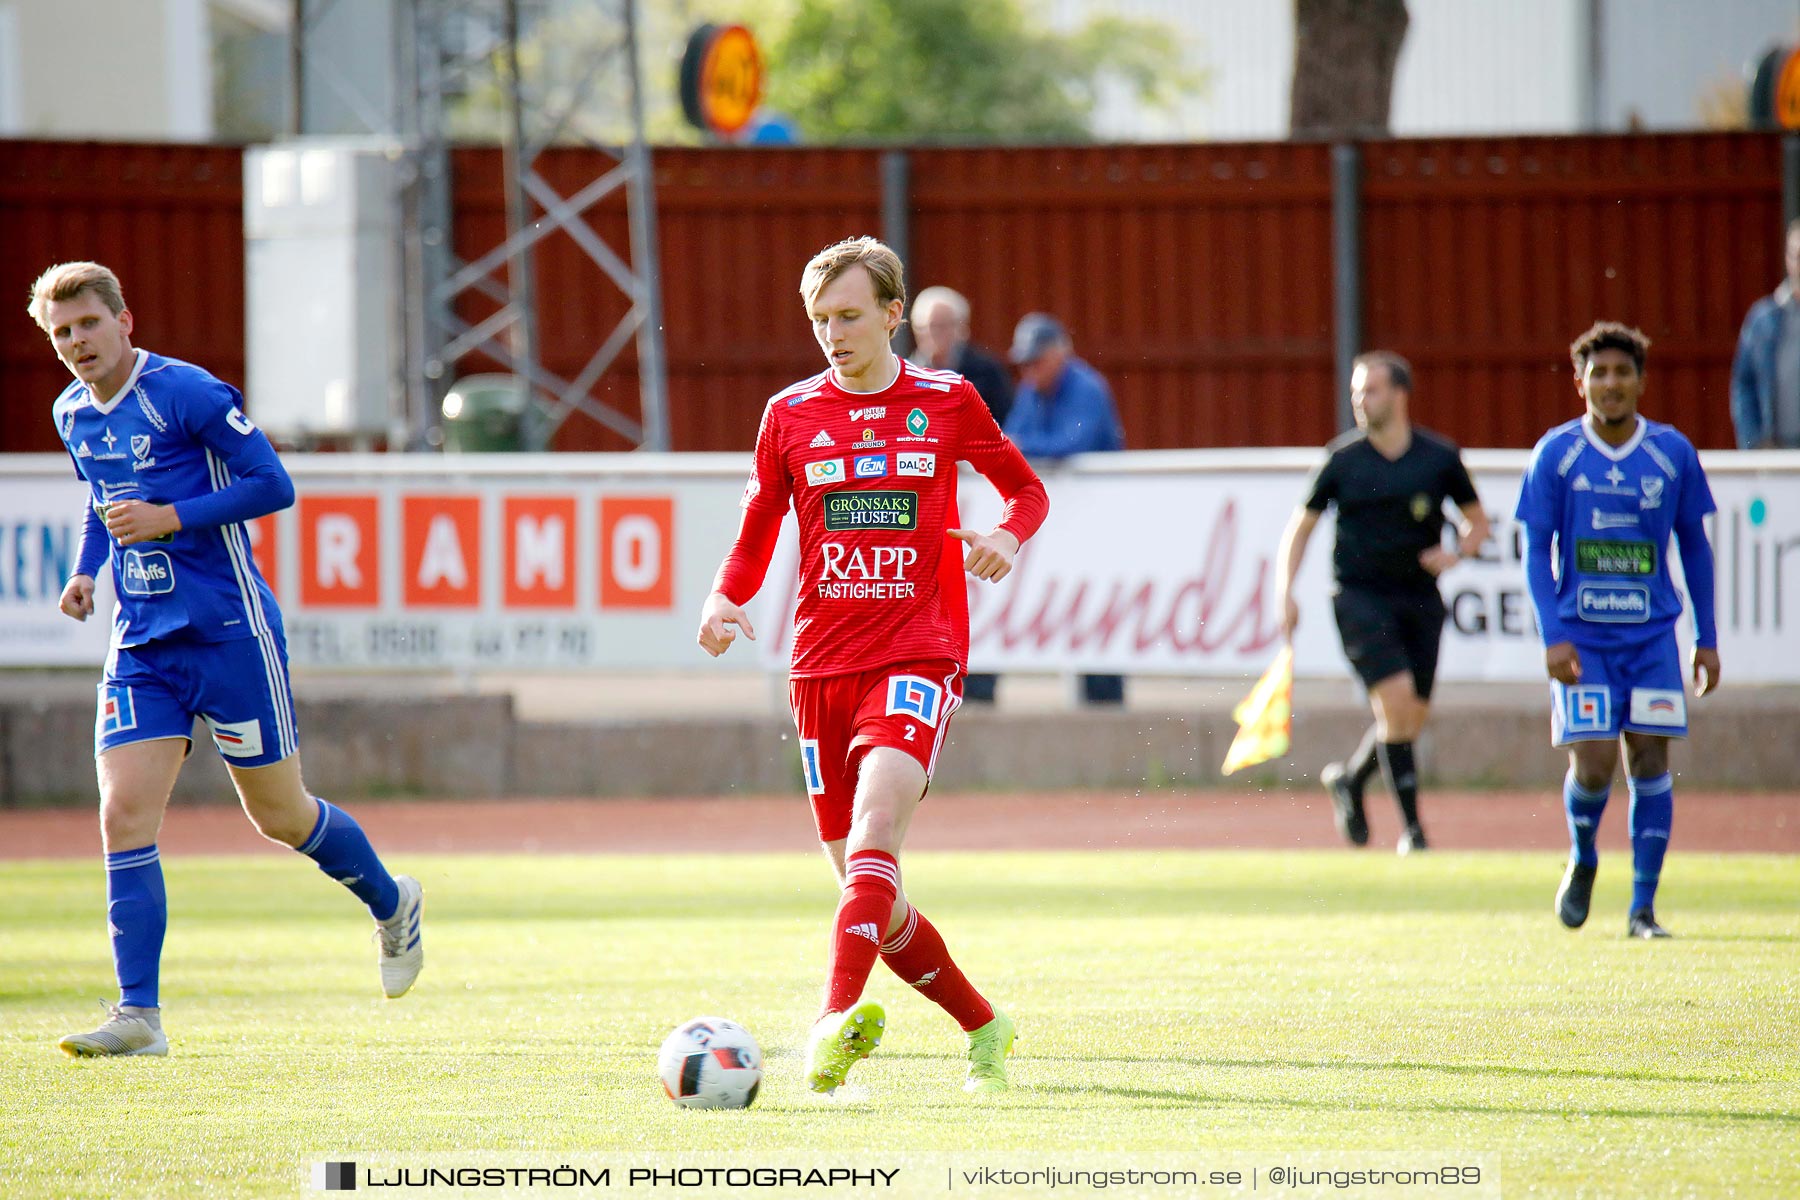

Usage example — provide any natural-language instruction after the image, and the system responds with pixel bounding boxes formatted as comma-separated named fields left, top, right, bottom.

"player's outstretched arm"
left=172, top=383, right=296, bottom=533
left=58, top=574, right=96, bottom=621
left=950, top=528, right=1019, bottom=583
left=1673, top=505, right=1719, bottom=698
left=1520, top=521, right=1575, bottom=684
left=697, top=591, right=755, bottom=657
left=1454, top=499, right=1491, bottom=558
left=1275, top=506, right=1320, bottom=640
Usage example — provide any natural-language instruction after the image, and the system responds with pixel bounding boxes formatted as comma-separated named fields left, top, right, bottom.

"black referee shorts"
left=1331, top=586, right=1446, bottom=700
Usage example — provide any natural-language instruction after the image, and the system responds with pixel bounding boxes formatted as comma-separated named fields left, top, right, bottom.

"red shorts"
left=788, top=658, right=964, bottom=843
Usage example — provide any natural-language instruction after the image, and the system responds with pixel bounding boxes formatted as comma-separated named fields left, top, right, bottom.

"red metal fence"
left=1361, top=135, right=1784, bottom=452
left=0, top=142, right=245, bottom=452
left=910, top=143, right=1338, bottom=451
left=1, top=134, right=1786, bottom=455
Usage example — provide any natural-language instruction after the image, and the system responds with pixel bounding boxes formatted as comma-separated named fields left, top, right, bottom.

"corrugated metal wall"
left=0, top=141, right=245, bottom=452
left=1361, top=134, right=1784, bottom=451
left=1, top=135, right=1785, bottom=455
left=910, top=143, right=1338, bottom=449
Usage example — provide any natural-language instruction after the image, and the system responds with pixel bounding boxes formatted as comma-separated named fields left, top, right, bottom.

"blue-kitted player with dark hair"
left=30, top=261, right=424, bottom=1057
left=1516, top=321, right=1721, bottom=940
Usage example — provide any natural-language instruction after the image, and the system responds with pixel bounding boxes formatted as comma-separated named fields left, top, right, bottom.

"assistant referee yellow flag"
left=1221, top=646, right=1293, bottom=775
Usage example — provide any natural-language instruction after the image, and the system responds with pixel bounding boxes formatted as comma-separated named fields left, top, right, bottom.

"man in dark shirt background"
left=910, top=286, right=1014, bottom=426
left=909, top=286, right=1017, bottom=704
left=1274, top=351, right=1490, bottom=854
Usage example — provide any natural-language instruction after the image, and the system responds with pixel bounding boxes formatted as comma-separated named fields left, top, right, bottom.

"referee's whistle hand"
left=1418, top=547, right=1459, bottom=576
left=1545, top=642, right=1581, bottom=685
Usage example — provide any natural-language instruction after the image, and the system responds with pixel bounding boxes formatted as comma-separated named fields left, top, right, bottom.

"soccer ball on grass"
left=657, top=1017, right=763, bottom=1109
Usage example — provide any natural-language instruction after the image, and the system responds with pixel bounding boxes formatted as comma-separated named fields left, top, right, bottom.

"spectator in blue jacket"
left=1004, top=314, right=1125, bottom=459
left=1730, top=218, right=1800, bottom=449
left=1004, top=313, right=1127, bottom=705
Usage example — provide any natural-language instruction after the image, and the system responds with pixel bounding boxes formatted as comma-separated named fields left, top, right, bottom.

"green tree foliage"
left=763, top=0, right=1199, bottom=142
left=437, top=0, right=1198, bottom=146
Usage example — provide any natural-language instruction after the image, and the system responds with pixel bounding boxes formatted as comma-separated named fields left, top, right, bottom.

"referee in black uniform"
left=1275, top=351, right=1490, bottom=853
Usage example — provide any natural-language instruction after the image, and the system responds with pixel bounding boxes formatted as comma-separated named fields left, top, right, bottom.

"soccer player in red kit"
left=698, top=237, right=1048, bottom=1095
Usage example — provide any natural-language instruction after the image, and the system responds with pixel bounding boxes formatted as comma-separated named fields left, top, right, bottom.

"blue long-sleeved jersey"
left=1514, top=416, right=1716, bottom=651
left=53, top=349, right=294, bottom=647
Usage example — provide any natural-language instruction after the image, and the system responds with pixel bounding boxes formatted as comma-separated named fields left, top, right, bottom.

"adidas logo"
left=76, top=440, right=93, bottom=457
left=910, top=969, right=939, bottom=988
left=1572, top=475, right=1592, bottom=491
left=845, top=922, right=881, bottom=944
left=810, top=429, right=835, bottom=447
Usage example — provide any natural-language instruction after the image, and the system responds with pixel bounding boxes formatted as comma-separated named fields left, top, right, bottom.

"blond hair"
left=799, top=236, right=905, bottom=312
left=28, top=261, right=126, bottom=330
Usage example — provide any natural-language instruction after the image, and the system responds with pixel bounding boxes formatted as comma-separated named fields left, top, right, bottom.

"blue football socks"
left=106, top=845, right=167, bottom=1009
left=297, top=799, right=401, bottom=921
left=1563, top=770, right=1610, bottom=869
left=1627, top=773, right=1674, bottom=914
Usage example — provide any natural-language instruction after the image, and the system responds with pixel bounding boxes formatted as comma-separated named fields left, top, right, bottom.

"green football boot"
left=805, top=999, right=886, bottom=1094
left=963, top=1009, right=1016, bottom=1094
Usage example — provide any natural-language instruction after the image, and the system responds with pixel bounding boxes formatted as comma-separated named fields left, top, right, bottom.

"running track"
left=1, top=789, right=1793, bottom=859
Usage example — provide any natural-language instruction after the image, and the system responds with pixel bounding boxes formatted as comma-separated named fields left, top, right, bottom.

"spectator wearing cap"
left=1003, top=313, right=1128, bottom=705
left=910, top=286, right=1014, bottom=427
left=1004, top=313, right=1125, bottom=459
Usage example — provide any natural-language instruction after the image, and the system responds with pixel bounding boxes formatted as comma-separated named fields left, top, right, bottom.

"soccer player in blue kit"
left=1516, top=323, right=1721, bottom=939
left=31, top=262, right=424, bottom=1056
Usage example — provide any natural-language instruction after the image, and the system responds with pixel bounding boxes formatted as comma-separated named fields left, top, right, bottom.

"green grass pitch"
left=2, top=849, right=1797, bottom=1198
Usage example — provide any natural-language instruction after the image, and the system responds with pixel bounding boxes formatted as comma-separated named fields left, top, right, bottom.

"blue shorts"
left=1550, top=635, right=1689, bottom=745
left=96, top=630, right=299, bottom=768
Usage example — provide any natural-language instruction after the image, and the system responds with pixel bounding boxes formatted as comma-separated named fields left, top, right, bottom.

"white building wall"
left=0, top=4, right=21, bottom=133
left=1601, top=0, right=1800, bottom=129
left=0, top=0, right=211, bottom=140
left=1390, top=0, right=1583, bottom=135
left=1043, top=0, right=1798, bottom=141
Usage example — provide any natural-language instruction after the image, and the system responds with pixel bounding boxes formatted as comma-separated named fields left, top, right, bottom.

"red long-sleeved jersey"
left=714, top=359, right=1048, bottom=677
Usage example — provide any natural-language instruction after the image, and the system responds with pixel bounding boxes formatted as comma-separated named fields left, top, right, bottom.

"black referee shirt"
left=1302, top=427, right=1479, bottom=593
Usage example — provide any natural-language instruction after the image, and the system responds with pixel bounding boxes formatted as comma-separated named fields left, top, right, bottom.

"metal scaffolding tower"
left=289, top=0, right=669, bottom=450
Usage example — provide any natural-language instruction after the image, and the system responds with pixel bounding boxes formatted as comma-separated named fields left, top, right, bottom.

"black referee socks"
left=1377, top=741, right=1420, bottom=827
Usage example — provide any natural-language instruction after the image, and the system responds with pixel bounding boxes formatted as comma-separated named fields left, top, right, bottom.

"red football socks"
left=822, top=849, right=899, bottom=1017
left=880, top=902, right=995, bottom=1032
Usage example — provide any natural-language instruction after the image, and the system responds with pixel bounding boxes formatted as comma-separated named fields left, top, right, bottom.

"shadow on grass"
left=1032, top=1080, right=1800, bottom=1125
left=1024, top=1052, right=1739, bottom=1088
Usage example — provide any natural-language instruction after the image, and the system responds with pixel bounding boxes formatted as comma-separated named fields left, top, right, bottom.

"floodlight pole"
left=500, top=0, right=544, bottom=449
left=1331, top=143, right=1363, bottom=435
left=624, top=0, right=670, bottom=451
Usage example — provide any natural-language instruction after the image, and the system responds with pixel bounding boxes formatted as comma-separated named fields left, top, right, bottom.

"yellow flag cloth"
left=1221, top=646, right=1293, bottom=775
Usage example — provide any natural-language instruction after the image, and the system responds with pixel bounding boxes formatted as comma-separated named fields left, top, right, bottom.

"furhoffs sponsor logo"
left=121, top=550, right=176, bottom=596
left=1576, top=582, right=1650, bottom=622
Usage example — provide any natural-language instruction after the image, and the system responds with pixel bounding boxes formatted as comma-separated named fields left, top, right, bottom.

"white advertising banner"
left=0, top=455, right=750, bottom=672
left=3, top=449, right=1796, bottom=681
left=938, top=449, right=1800, bottom=683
